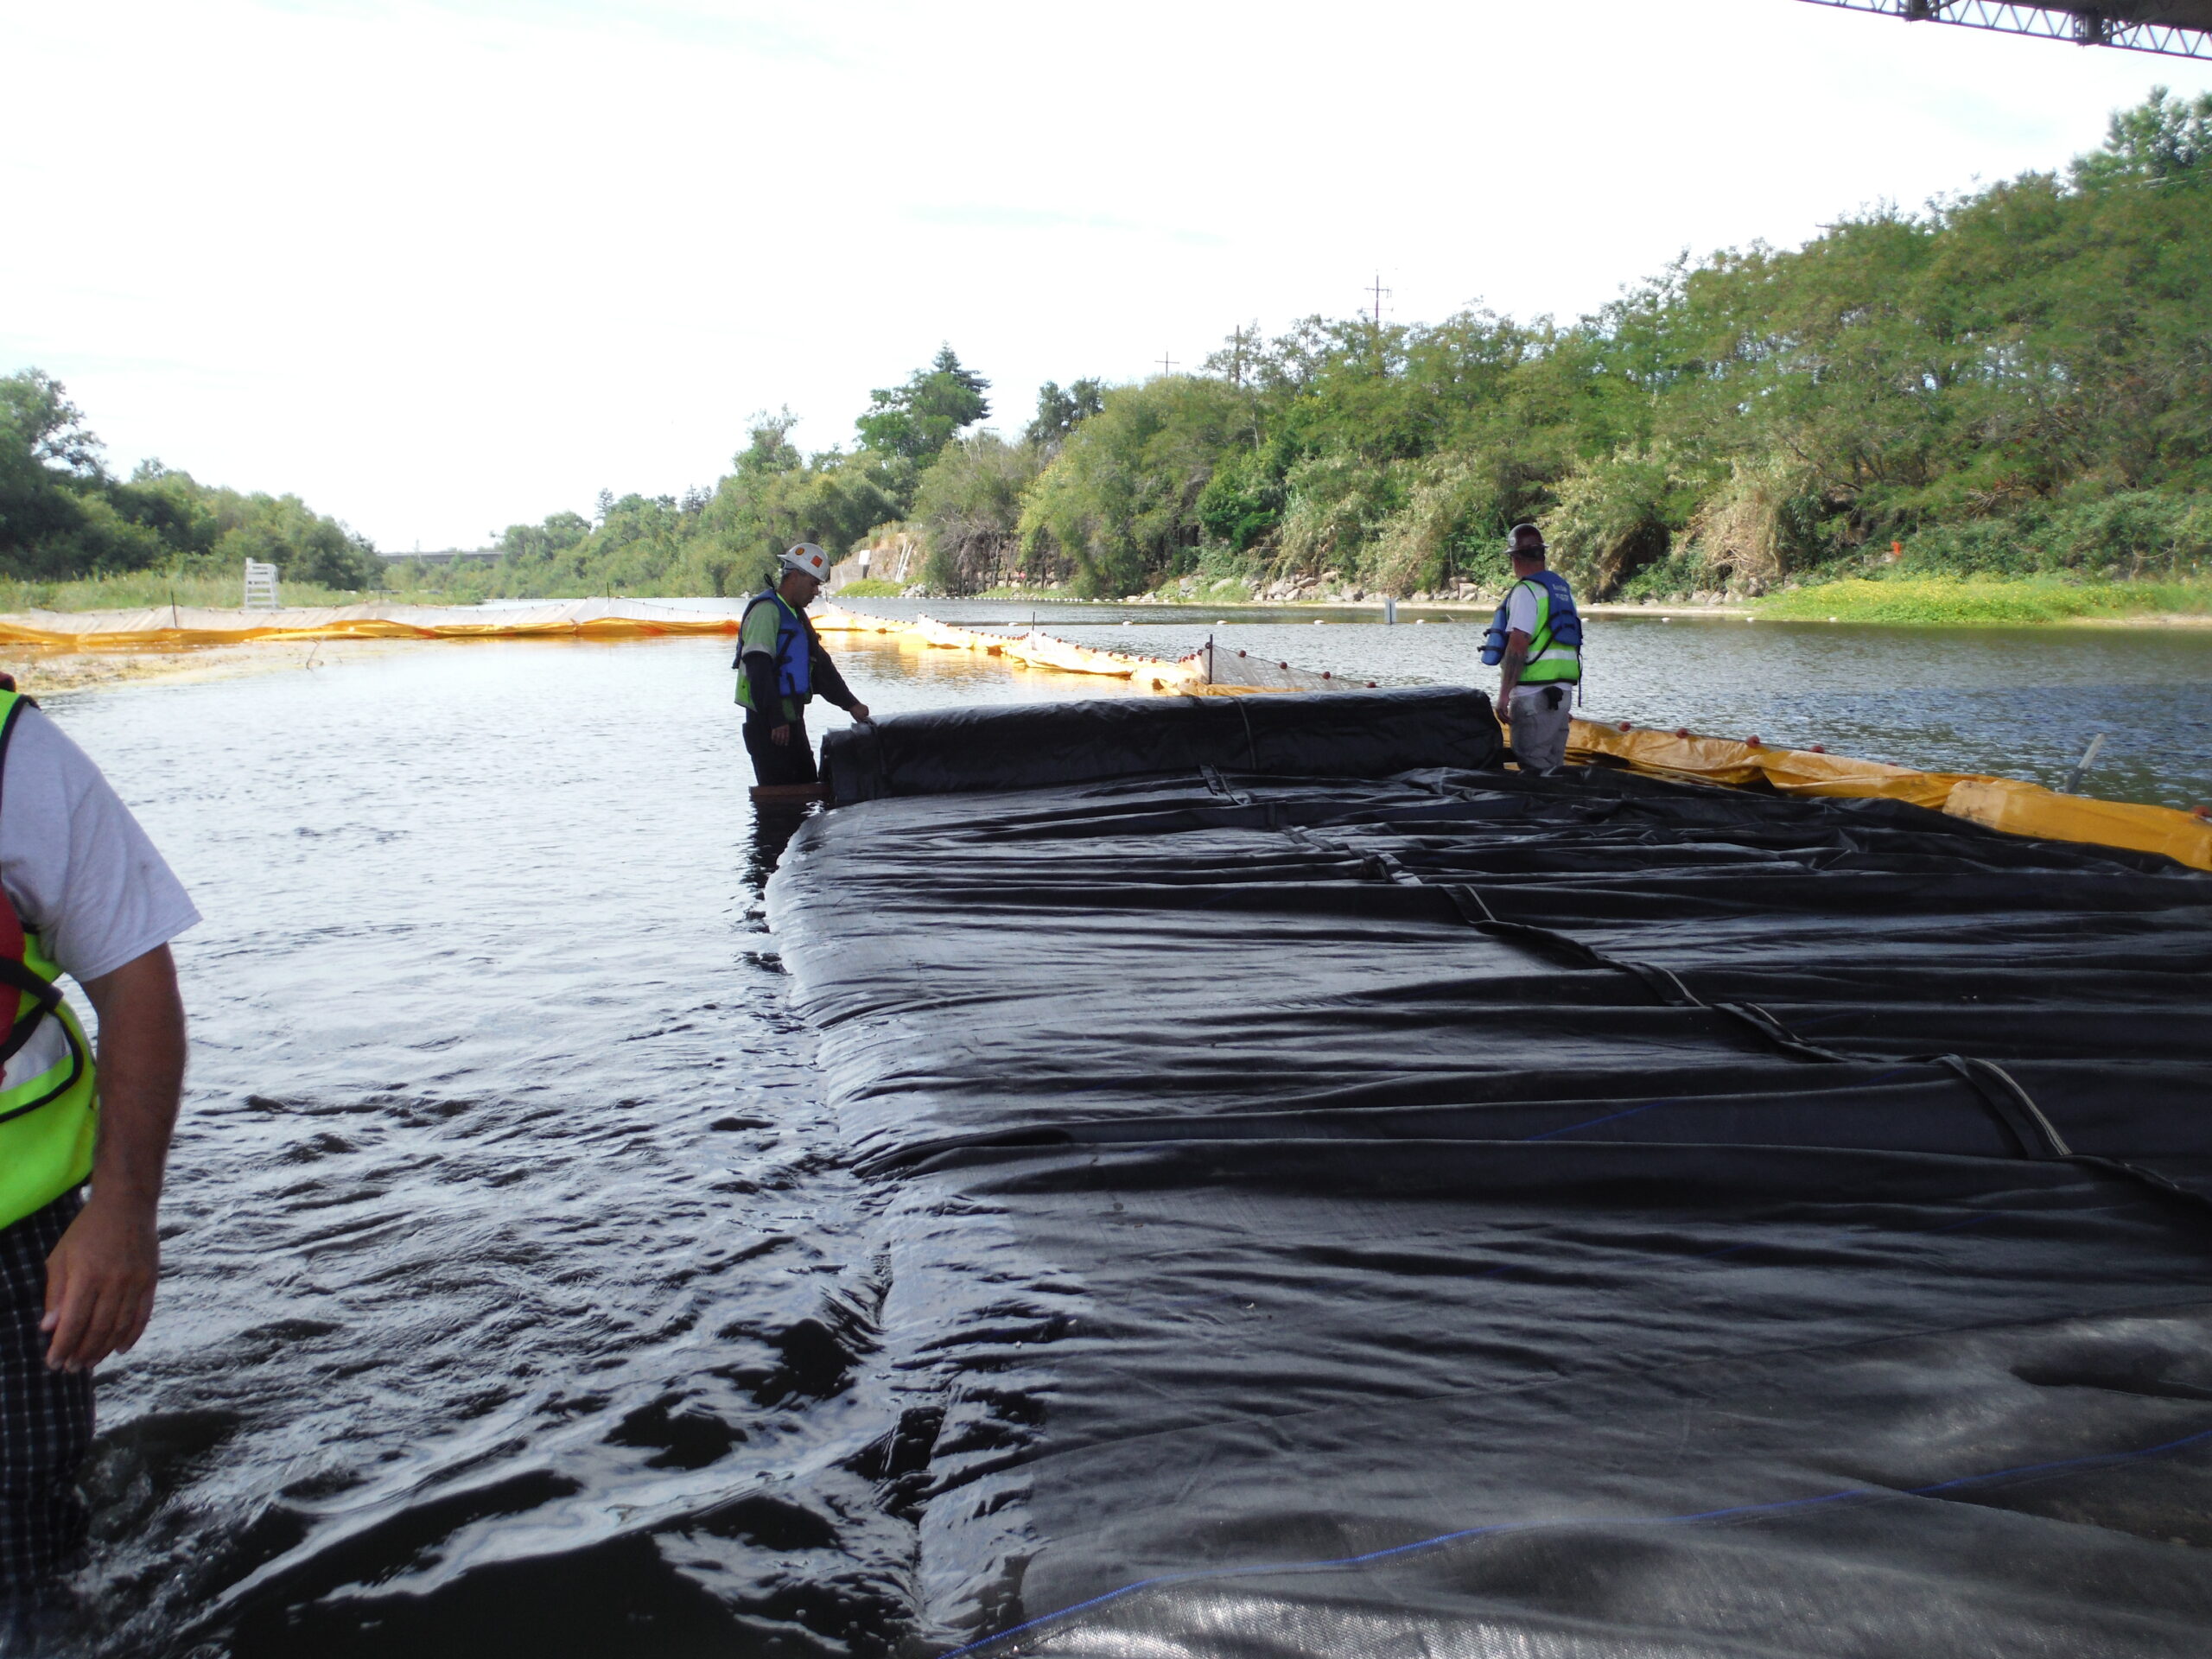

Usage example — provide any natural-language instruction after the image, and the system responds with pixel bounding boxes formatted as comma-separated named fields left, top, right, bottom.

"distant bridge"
left=1800, top=0, right=2212, bottom=56
left=382, top=548, right=505, bottom=566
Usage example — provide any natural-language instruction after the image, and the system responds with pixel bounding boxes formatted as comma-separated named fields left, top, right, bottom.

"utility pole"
left=1159, top=351, right=1178, bottom=376
left=1368, top=271, right=1391, bottom=328
left=1367, top=273, right=1395, bottom=379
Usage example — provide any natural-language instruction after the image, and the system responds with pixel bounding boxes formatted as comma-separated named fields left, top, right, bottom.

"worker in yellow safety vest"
left=735, top=543, right=870, bottom=789
left=0, top=681, right=193, bottom=1619
left=1485, top=524, right=1583, bottom=773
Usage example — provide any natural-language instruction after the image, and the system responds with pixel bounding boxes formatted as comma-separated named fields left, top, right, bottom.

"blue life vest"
left=1481, top=570, right=1582, bottom=682
left=737, top=590, right=812, bottom=708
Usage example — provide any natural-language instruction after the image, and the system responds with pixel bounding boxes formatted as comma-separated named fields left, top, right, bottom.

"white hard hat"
left=779, top=543, right=830, bottom=581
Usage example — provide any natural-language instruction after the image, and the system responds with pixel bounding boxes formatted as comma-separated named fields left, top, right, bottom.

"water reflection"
left=746, top=804, right=811, bottom=893
left=824, top=635, right=1148, bottom=699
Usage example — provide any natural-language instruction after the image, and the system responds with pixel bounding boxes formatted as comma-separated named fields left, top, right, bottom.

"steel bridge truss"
left=1797, top=0, right=2212, bottom=58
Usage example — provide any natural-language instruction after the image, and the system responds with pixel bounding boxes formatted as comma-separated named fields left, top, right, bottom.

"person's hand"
left=42, top=1191, right=160, bottom=1372
left=847, top=702, right=871, bottom=723
left=771, top=723, right=792, bottom=747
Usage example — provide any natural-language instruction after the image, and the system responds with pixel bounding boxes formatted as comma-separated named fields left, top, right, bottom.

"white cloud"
left=5, top=0, right=2206, bottom=549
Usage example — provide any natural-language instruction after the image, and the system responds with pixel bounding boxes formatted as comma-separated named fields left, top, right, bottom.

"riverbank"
left=0, top=572, right=435, bottom=615
left=922, top=574, right=2212, bottom=629
left=15, top=570, right=2202, bottom=632
left=1754, top=576, right=2212, bottom=626
left=0, top=639, right=400, bottom=696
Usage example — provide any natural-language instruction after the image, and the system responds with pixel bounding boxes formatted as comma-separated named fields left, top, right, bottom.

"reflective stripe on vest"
left=1515, top=573, right=1582, bottom=684
left=734, top=591, right=812, bottom=713
left=0, top=692, right=98, bottom=1230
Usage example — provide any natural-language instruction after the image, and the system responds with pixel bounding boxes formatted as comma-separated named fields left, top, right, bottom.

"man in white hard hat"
left=734, top=543, right=870, bottom=789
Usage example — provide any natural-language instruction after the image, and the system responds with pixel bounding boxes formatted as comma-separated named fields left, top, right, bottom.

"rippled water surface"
left=40, top=607, right=2212, bottom=1656
left=51, top=637, right=1128, bottom=1658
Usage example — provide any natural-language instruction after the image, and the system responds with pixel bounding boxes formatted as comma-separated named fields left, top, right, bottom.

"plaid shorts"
left=0, top=1193, right=91, bottom=1601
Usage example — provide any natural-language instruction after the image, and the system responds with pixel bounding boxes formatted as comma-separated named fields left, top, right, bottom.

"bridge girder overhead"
left=1798, top=0, right=2212, bottom=57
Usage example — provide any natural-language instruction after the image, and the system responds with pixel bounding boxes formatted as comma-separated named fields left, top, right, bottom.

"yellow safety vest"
left=0, top=691, right=98, bottom=1230
left=1513, top=574, right=1583, bottom=685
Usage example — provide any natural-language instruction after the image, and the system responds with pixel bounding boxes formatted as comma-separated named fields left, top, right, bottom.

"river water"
left=37, top=603, right=2212, bottom=1656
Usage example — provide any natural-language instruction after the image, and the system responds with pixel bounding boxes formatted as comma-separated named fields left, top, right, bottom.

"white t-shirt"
left=1503, top=581, right=1548, bottom=703
left=1503, top=579, right=1541, bottom=640
left=0, top=706, right=199, bottom=984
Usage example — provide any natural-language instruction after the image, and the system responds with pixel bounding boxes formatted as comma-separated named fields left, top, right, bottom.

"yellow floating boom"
left=813, top=606, right=1247, bottom=693
left=1567, top=721, right=2210, bottom=873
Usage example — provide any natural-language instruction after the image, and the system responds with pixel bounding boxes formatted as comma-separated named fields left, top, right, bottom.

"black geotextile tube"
left=820, top=686, right=1503, bottom=802
left=768, top=752, right=2212, bottom=1658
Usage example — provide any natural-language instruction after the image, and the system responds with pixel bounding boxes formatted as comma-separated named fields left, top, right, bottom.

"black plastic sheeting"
left=777, top=690, right=2212, bottom=1657
left=821, top=686, right=1502, bottom=804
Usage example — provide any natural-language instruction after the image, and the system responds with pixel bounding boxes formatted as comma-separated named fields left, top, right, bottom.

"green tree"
left=2070, top=86, right=2212, bottom=189
left=855, top=346, right=990, bottom=469
left=0, top=372, right=102, bottom=475
left=1020, top=376, right=1255, bottom=596
left=1024, top=378, right=1105, bottom=448
left=912, top=435, right=1044, bottom=593
left=1, top=372, right=380, bottom=584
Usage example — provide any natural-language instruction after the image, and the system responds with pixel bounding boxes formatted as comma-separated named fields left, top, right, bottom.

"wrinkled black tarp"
left=822, top=686, right=1503, bottom=803
left=774, top=690, right=2212, bottom=1657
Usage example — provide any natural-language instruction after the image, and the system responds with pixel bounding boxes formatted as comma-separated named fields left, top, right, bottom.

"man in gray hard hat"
left=1481, top=523, right=1583, bottom=774
left=734, top=543, right=870, bottom=790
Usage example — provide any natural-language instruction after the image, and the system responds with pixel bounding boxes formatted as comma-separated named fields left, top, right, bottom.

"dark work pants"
left=742, top=712, right=817, bottom=787
left=0, top=1192, right=91, bottom=1604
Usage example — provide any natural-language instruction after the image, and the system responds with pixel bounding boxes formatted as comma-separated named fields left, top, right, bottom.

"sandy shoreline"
left=0, top=639, right=406, bottom=698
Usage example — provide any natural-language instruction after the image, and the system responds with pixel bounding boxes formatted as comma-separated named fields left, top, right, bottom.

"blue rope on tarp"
left=946, top=1421, right=2212, bottom=1656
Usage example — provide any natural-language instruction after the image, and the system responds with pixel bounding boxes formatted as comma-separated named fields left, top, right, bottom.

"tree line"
left=450, top=89, right=2212, bottom=604
left=11, top=90, right=2207, bottom=606
left=1017, top=86, right=2212, bottom=602
left=385, top=347, right=1033, bottom=602
left=0, top=372, right=384, bottom=590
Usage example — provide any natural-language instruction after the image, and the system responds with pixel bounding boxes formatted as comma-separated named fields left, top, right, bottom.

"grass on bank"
left=1753, top=576, right=2212, bottom=626
left=0, top=571, right=440, bottom=614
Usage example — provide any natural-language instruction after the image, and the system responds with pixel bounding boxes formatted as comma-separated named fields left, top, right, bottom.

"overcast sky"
left=7, top=0, right=2209, bottom=550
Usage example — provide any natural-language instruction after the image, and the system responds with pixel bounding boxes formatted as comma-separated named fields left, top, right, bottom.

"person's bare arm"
left=1497, top=628, right=1532, bottom=719
left=42, top=944, right=186, bottom=1371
